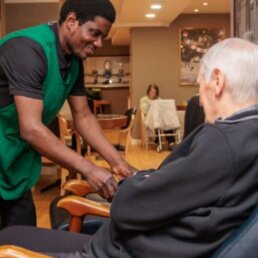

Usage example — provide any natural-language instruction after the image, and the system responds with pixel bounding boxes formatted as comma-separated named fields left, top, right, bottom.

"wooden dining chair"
left=93, top=99, right=112, bottom=114
left=113, top=107, right=137, bottom=157
left=41, top=114, right=82, bottom=195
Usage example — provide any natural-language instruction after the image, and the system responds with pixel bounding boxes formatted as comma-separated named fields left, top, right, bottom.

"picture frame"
left=180, top=28, right=226, bottom=85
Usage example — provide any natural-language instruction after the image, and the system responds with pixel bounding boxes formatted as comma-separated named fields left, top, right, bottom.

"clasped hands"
left=85, top=161, right=138, bottom=201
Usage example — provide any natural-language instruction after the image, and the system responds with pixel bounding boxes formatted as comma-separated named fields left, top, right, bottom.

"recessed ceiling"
left=4, top=0, right=231, bottom=45
left=183, top=0, right=231, bottom=13
left=110, top=0, right=231, bottom=45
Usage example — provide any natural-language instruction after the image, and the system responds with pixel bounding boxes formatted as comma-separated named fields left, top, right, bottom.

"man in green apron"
left=0, top=0, right=134, bottom=229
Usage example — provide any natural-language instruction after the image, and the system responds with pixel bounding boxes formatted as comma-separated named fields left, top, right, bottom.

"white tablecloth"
left=144, top=99, right=180, bottom=135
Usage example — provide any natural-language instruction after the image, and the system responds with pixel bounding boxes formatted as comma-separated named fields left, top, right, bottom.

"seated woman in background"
left=140, top=84, right=176, bottom=151
left=140, top=84, right=160, bottom=115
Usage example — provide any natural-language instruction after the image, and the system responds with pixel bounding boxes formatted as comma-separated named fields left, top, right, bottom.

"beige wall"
left=131, top=13, right=230, bottom=139
left=5, top=3, right=59, bottom=33
left=94, top=39, right=129, bottom=56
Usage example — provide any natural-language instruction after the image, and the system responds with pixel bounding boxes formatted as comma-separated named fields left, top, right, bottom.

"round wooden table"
left=96, top=114, right=127, bottom=129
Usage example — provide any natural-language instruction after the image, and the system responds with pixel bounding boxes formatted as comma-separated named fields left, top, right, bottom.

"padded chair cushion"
left=212, top=205, right=258, bottom=258
left=50, top=195, right=109, bottom=235
left=183, top=95, right=205, bottom=139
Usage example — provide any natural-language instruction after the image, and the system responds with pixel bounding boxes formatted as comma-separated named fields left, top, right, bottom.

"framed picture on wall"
left=179, top=28, right=226, bottom=85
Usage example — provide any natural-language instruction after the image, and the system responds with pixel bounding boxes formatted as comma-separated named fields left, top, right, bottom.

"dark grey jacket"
left=90, top=106, right=258, bottom=258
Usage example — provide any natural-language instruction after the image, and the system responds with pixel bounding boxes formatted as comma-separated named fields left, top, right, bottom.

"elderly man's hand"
left=111, top=160, right=138, bottom=178
left=83, top=167, right=117, bottom=200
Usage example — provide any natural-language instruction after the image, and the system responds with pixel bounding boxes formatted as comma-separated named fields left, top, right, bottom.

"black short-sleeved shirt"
left=0, top=22, right=86, bottom=108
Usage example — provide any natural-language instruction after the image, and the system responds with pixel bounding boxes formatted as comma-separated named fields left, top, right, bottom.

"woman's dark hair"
left=147, top=84, right=159, bottom=97
left=59, top=0, right=116, bottom=25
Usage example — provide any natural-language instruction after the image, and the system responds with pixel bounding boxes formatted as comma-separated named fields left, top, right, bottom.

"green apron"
left=0, top=24, right=79, bottom=200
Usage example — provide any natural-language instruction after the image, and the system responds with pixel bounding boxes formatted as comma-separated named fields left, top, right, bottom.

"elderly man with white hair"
left=0, top=38, right=258, bottom=258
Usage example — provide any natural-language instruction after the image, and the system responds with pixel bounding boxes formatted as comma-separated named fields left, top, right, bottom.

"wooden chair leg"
left=176, top=129, right=182, bottom=144
left=60, top=168, right=69, bottom=196
left=69, top=216, right=84, bottom=233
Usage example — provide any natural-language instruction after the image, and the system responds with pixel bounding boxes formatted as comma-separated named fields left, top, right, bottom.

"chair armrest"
left=57, top=195, right=110, bottom=217
left=63, top=179, right=94, bottom=196
left=63, top=170, right=120, bottom=197
left=0, top=245, right=51, bottom=258
left=57, top=195, right=110, bottom=233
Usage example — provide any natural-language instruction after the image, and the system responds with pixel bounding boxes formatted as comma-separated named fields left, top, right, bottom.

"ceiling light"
left=151, top=4, right=162, bottom=10
left=145, top=13, right=156, bottom=18
left=194, top=9, right=199, bottom=12
left=203, top=2, right=208, bottom=6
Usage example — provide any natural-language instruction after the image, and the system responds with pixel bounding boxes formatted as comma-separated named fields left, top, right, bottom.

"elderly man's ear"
left=212, top=68, right=226, bottom=98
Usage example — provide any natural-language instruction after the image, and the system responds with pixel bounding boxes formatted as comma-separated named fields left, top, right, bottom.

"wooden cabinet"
left=84, top=56, right=131, bottom=114
left=86, top=84, right=130, bottom=115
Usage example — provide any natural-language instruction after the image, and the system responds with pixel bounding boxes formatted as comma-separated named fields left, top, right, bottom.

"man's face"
left=67, top=16, right=112, bottom=59
left=198, top=72, right=217, bottom=123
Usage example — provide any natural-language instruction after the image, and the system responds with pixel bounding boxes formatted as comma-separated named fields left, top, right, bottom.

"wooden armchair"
left=3, top=180, right=258, bottom=257
left=59, top=182, right=258, bottom=258
left=41, top=114, right=82, bottom=195
left=50, top=179, right=110, bottom=234
left=57, top=194, right=110, bottom=233
left=0, top=245, right=51, bottom=258
left=0, top=180, right=110, bottom=258
left=57, top=179, right=110, bottom=233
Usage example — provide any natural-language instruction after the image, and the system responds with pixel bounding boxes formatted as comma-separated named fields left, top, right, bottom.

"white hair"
left=199, top=38, right=258, bottom=103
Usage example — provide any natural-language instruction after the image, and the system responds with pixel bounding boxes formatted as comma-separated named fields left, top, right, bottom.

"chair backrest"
left=42, top=114, right=81, bottom=195
left=57, top=114, right=82, bottom=155
left=183, top=95, right=205, bottom=139
left=212, top=205, right=258, bottom=258
left=45, top=114, right=70, bottom=145
left=113, top=107, right=137, bottom=156
left=57, top=114, right=70, bottom=144
left=122, top=106, right=137, bottom=129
